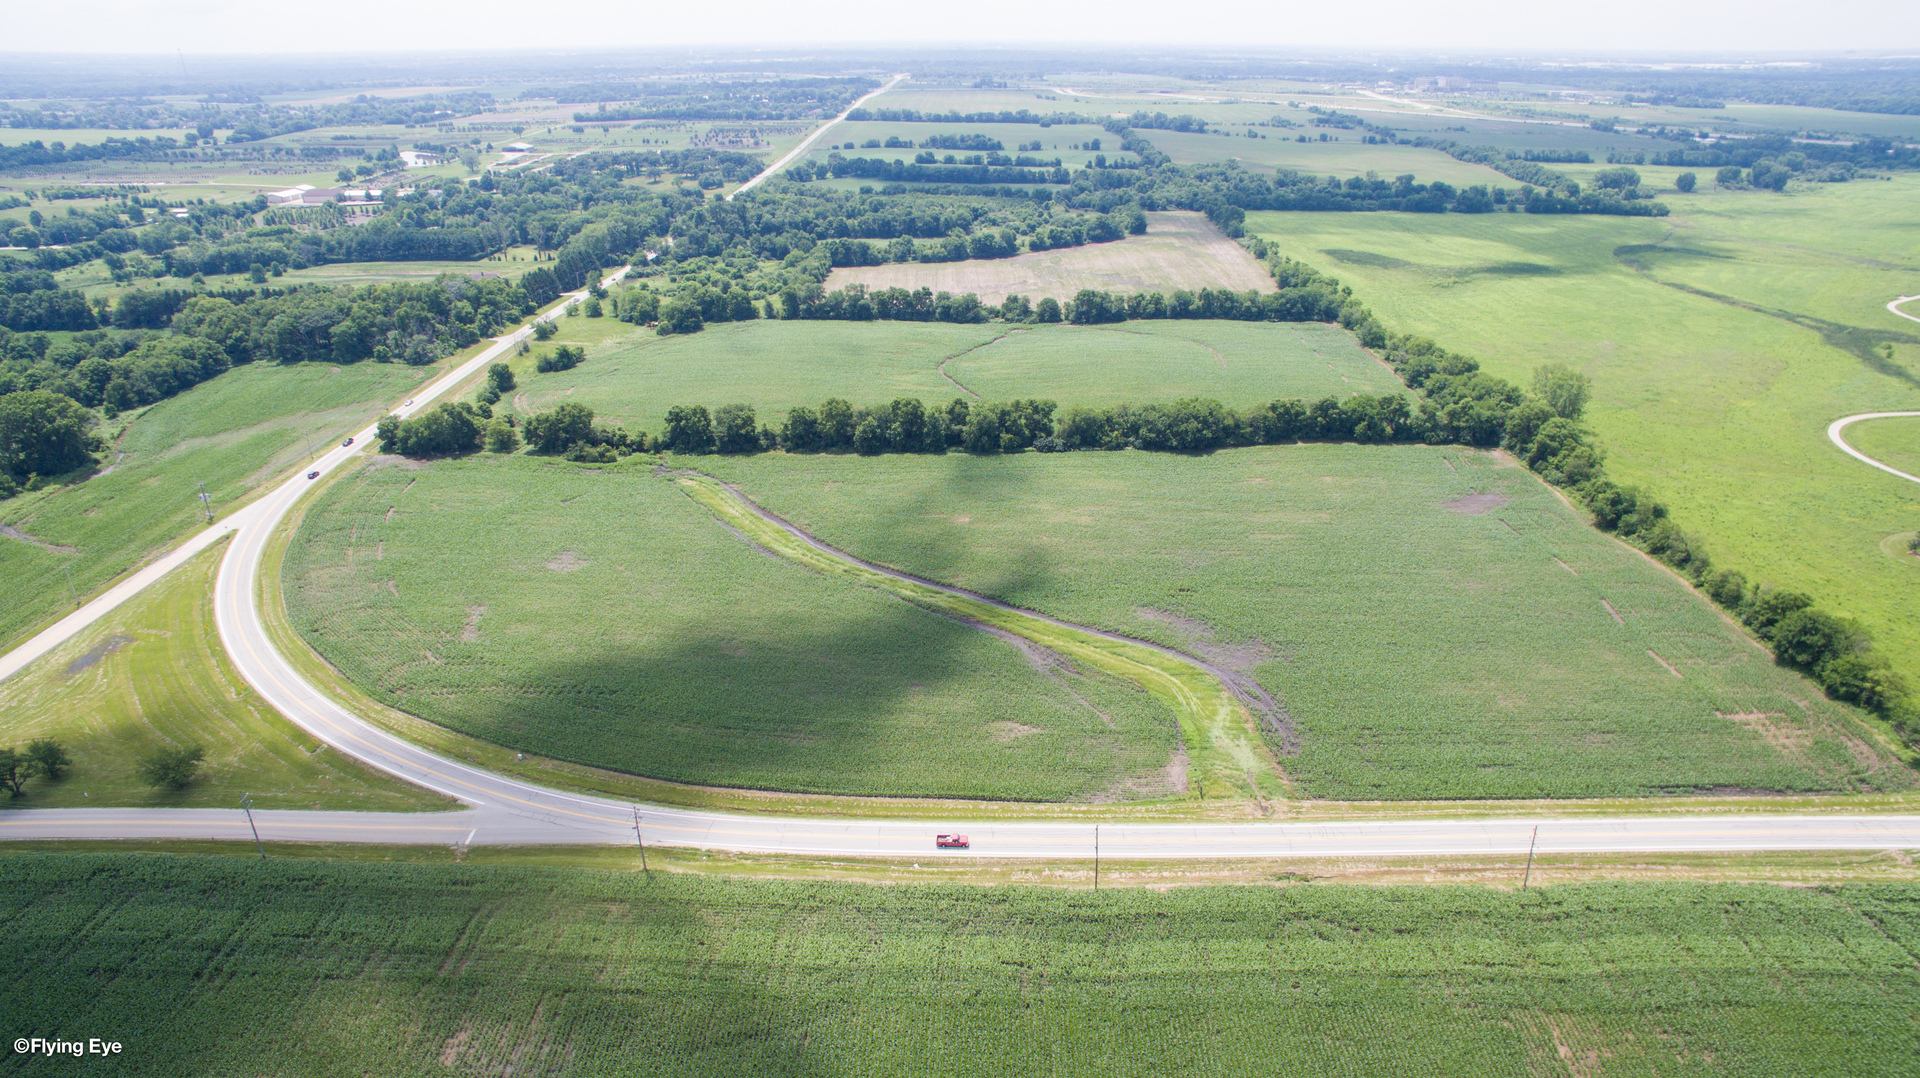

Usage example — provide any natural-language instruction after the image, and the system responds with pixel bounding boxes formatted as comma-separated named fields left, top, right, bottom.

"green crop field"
left=0, top=544, right=446, bottom=811
left=5, top=854, right=1919, bottom=1077
left=0, top=360, right=440, bottom=652
left=702, top=446, right=1908, bottom=801
left=505, top=319, right=1398, bottom=437
left=281, top=455, right=1181, bottom=801
left=1245, top=174, right=1920, bottom=702
left=1139, top=129, right=1515, bottom=187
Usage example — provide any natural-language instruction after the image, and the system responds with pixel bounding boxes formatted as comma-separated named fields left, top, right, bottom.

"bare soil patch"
left=459, top=605, right=485, bottom=642
left=546, top=551, right=589, bottom=572
left=824, top=212, right=1275, bottom=303
left=988, top=721, right=1040, bottom=743
left=65, top=634, right=135, bottom=676
left=1647, top=649, right=1683, bottom=678
left=1441, top=492, right=1509, bottom=515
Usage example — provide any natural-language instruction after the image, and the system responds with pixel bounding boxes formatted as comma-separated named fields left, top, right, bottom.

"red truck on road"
left=936, top=834, right=969, bottom=849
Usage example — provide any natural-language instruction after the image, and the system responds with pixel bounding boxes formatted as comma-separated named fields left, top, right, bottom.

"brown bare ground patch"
left=1441, top=492, right=1509, bottom=515
left=823, top=211, right=1275, bottom=303
left=988, top=720, right=1041, bottom=743
left=1552, top=556, right=1578, bottom=576
left=546, top=551, right=588, bottom=572
left=1647, top=649, right=1682, bottom=678
left=1718, top=711, right=1813, bottom=758
left=1093, top=743, right=1190, bottom=802
left=459, top=605, right=485, bottom=642
left=1600, top=599, right=1624, bottom=624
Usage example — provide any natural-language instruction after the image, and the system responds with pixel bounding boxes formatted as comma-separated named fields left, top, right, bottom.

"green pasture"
left=0, top=544, right=446, bottom=811
left=814, top=121, right=1137, bottom=160
left=703, top=446, right=1908, bottom=801
left=505, top=319, right=1398, bottom=436
left=8, top=854, right=1920, bottom=1077
left=1139, top=129, right=1513, bottom=187
left=0, top=359, right=439, bottom=652
left=282, top=455, right=1181, bottom=802
left=1246, top=174, right=1920, bottom=697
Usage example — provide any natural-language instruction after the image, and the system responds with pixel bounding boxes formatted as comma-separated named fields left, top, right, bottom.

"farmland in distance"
left=281, top=455, right=1181, bottom=801
left=1244, top=174, right=1920, bottom=706
left=508, top=317, right=1396, bottom=439
left=704, top=446, right=1908, bottom=801
left=823, top=211, right=1274, bottom=303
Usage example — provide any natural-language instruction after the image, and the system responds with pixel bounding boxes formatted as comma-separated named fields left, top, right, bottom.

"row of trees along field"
left=1231, top=243, right=1918, bottom=737
left=0, top=275, right=535, bottom=420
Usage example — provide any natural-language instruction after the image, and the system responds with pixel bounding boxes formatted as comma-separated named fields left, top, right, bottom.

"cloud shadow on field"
left=418, top=461, right=1169, bottom=802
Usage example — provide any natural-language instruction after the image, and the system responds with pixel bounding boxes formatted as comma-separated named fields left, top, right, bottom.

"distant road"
left=728, top=74, right=907, bottom=199
left=1821, top=297, right=1920, bottom=487
left=11, top=279, right=1920, bottom=857
left=0, top=272, right=625, bottom=686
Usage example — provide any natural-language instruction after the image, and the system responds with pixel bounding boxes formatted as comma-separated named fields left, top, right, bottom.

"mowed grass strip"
left=0, top=360, right=438, bottom=651
left=0, top=542, right=447, bottom=811
left=282, top=455, right=1181, bottom=802
left=7, top=854, right=1920, bottom=1077
left=704, top=446, right=1909, bottom=801
left=509, top=317, right=1396, bottom=438
left=823, top=211, right=1274, bottom=303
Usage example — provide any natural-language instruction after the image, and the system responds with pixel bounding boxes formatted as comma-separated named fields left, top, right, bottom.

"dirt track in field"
left=824, top=211, right=1276, bottom=303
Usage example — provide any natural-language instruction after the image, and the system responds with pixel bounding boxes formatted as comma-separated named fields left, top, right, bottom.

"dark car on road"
left=306, top=470, right=320, bottom=480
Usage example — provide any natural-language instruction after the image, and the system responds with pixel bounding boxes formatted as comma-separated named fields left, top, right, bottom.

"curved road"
left=1821, top=296, right=1920, bottom=487
left=7, top=294, right=1920, bottom=856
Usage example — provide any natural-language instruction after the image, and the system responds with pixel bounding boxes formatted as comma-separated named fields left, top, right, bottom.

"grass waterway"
left=675, top=472, right=1290, bottom=803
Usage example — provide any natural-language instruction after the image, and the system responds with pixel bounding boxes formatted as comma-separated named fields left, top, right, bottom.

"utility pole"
left=1093, top=824, right=1100, bottom=891
left=196, top=481, right=213, bottom=524
left=1521, top=825, right=1539, bottom=891
left=633, top=805, right=649, bottom=878
left=61, top=563, right=77, bottom=608
left=240, top=794, right=266, bottom=859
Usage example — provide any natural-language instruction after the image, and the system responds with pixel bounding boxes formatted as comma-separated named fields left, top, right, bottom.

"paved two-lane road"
left=6, top=285, right=1920, bottom=859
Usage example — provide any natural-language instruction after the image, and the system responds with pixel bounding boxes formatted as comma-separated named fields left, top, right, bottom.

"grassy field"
left=1845, top=415, right=1920, bottom=482
left=0, top=543, right=445, bottom=811
left=703, top=446, right=1909, bottom=801
left=507, top=316, right=1394, bottom=438
left=281, top=455, right=1181, bottom=802
left=1140, top=128, right=1515, bottom=186
left=824, top=211, right=1274, bottom=302
left=1246, top=174, right=1920, bottom=700
left=0, top=360, right=441, bottom=653
left=6, top=853, right=1919, bottom=1076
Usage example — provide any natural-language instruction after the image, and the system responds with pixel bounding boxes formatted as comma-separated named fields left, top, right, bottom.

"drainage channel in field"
left=672, top=471, right=1293, bottom=805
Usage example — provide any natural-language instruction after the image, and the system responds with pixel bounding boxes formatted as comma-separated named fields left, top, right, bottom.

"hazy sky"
left=10, top=0, right=1917, bottom=55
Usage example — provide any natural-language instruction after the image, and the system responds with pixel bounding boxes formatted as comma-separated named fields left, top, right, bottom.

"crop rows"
left=282, top=455, right=1181, bottom=801
left=4, top=854, right=1918, bottom=1076
left=705, top=444, right=1909, bottom=800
